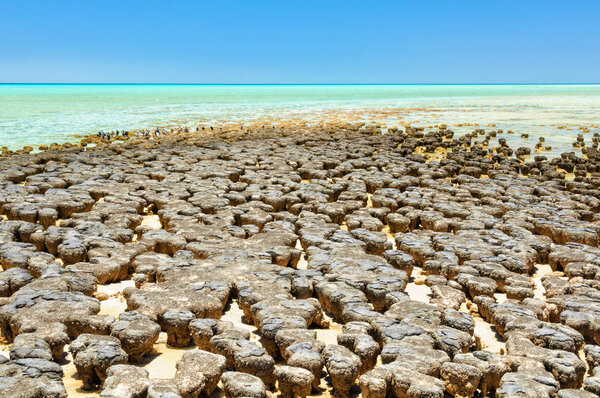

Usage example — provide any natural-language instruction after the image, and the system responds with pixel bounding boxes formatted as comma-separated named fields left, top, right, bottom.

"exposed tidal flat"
left=2, top=122, right=600, bottom=397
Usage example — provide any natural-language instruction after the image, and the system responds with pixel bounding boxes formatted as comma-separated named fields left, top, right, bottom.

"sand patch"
left=0, top=347, right=9, bottom=362
left=141, top=214, right=162, bottom=230
left=382, top=226, right=396, bottom=249
left=463, top=297, right=505, bottom=354
left=531, top=263, right=555, bottom=300
left=220, top=300, right=259, bottom=341
left=97, top=280, right=135, bottom=297
left=294, top=239, right=308, bottom=270
left=296, top=256, right=308, bottom=270
left=315, top=313, right=343, bottom=346
left=493, top=292, right=507, bottom=304
left=140, top=334, right=188, bottom=379
left=98, top=296, right=127, bottom=318
left=473, top=316, right=505, bottom=354
left=405, top=268, right=432, bottom=303
left=96, top=280, right=134, bottom=318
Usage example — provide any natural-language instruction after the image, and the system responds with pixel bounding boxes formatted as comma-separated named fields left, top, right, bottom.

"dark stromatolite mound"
left=274, top=365, right=314, bottom=398
left=147, top=379, right=182, bottom=398
left=9, top=333, right=54, bottom=361
left=69, top=334, right=128, bottom=390
left=110, top=311, right=161, bottom=361
left=0, top=357, right=67, bottom=398
left=124, top=281, right=230, bottom=321
left=323, top=344, right=361, bottom=396
left=220, top=371, right=267, bottom=398
left=174, top=349, right=226, bottom=397
left=0, top=288, right=102, bottom=358
left=100, top=364, right=150, bottom=398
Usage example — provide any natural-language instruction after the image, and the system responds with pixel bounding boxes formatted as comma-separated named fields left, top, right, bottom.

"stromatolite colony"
left=1, top=123, right=600, bottom=397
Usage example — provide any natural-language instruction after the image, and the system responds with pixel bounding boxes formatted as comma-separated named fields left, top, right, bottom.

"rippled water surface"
left=1, top=84, right=599, bottom=154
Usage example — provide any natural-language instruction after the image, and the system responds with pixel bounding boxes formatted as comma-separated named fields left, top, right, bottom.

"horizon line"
left=1, top=82, right=600, bottom=86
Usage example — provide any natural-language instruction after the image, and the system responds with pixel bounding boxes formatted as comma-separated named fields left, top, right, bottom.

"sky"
left=1, top=0, right=599, bottom=84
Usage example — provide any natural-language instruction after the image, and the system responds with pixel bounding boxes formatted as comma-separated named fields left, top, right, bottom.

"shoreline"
left=1, top=83, right=600, bottom=154
left=1, top=115, right=599, bottom=161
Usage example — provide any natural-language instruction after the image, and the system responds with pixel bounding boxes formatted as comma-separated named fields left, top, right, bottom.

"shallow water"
left=1, top=84, right=599, bottom=154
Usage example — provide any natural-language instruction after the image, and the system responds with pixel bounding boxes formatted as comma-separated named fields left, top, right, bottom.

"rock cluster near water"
left=1, top=123, right=600, bottom=397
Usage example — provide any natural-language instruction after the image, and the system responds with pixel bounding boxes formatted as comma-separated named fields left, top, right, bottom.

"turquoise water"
left=1, top=84, right=599, bottom=155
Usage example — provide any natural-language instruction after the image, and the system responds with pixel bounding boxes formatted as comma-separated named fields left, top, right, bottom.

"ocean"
left=1, top=84, right=599, bottom=156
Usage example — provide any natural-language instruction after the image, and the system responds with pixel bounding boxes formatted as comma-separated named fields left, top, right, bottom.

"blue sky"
left=1, top=0, right=599, bottom=83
